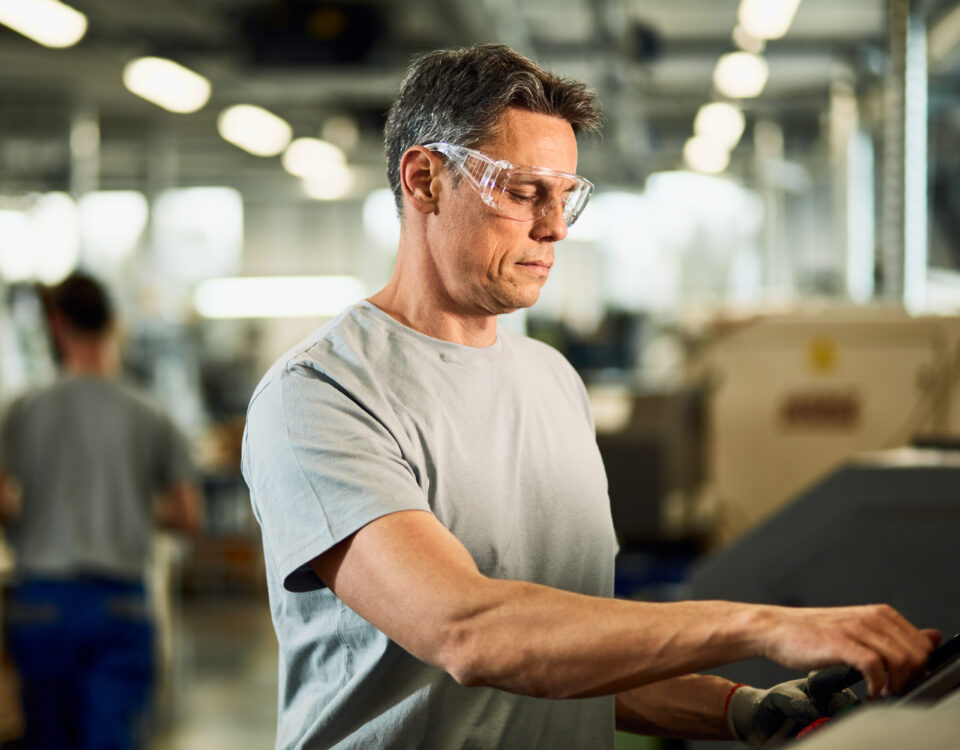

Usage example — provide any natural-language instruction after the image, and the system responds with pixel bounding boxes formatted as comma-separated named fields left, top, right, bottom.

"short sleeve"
left=242, top=363, right=431, bottom=593
left=0, top=397, right=25, bottom=474
left=153, top=411, right=196, bottom=488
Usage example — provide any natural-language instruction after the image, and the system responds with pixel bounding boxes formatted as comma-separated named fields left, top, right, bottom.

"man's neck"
left=61, top=337, right=117, bottom=377
left=367, top=288, right=499, bottom=348
left=369, top=235, right=500, bottom=348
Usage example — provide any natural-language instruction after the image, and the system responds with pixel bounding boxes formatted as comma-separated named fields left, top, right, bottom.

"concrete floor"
left=151, top=594, right=278, bottom=750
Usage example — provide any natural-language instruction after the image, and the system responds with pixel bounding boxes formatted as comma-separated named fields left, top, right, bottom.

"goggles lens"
left=424, top=142, right=594, bottom=227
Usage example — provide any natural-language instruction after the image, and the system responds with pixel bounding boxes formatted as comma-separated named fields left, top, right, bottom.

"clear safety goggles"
left=424, top=142, right=594, bottom=228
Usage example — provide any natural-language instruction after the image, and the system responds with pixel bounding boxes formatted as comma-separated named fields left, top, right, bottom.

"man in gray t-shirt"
left=0, top=273, right=202, bottom=750
left=242, top=44, right=939, bottom=750
left=245, top=300, right=618, bottom=748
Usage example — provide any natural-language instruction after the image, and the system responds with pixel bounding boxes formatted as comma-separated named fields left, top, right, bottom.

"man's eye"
left=507, top=191, right=538, bottom=203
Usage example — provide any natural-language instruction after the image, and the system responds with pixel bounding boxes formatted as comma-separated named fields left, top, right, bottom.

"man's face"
left=426, top=107, right=579, bottom=316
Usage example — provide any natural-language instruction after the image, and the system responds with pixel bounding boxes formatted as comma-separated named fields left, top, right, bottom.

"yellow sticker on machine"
left=807, top=337, right=838, bottom=374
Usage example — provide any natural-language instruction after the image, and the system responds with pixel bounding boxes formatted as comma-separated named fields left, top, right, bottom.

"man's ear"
left=400, top=146, right=444, bottom=215
left=48, top=309, right=70, bottom=355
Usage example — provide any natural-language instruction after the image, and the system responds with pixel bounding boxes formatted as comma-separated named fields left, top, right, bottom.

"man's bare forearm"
left=155, top=482, right=204, bottom=535
left=447, top=583, right=761, bottom=699
left=616, top=674, right=737, bottom=740
left=316, top=510, right=937, bottom=702
left=449, top=580, right=935, bottom=701
left=317, top=512, right=764, bottom=698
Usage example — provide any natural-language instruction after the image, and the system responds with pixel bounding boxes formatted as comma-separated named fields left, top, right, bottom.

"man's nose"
left=532, top=200, right=568, bottom=242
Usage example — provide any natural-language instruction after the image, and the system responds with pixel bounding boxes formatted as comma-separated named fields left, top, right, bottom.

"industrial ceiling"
left=0, top=0, right=957, bottom=201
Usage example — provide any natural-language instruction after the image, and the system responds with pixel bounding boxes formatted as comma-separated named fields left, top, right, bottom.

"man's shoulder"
left=2, top=376, right=164, bottom=427
left=69, top=376, right=174, bottom=427
left=247, top=302, right=387, bottom=410
left=108, top=378, right=174, bottom=418
left=5, top=376, right=110, bottom=412
left=502, top=328, right=577, bottom=373
left=0, top=386, right=37, bottom=428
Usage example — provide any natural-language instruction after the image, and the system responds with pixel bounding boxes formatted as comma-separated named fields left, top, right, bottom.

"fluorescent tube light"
left=32, top=192, right=80, bottom=283
left=194, top=276, right=368, bottom=318
left=282, top=138, right=346, bottom=179
left=0, top=193, right=79, bottom=283
left=683, top=136, right=730, bottom=175
left=123, top=57, right=211, bottom=114
left=0, top=211, right=33, bottom=281
left=79, top=191, right=148, bottom=266
left=738, top=0, right=802, bottom=41
left=0, top=0, right=87, bottom=48
left=303, top=164, right=354, bottom=201
left=694, top=102, right=746, bottom=149
left=732, top=24, right=765, bottom=55
left=322, top=116, right=360, bottom=151
left=713, top=51, right=769, bottom=99
left=218, top=105, right=292, bottom=157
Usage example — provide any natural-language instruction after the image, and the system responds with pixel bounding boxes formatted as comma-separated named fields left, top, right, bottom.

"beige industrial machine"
left=692, top=309, right=960, bottom=546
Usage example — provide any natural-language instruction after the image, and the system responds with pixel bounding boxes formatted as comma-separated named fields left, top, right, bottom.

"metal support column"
left=69, top=101, right=100, bottom=198
left=882, top=0, right=928, bottom=311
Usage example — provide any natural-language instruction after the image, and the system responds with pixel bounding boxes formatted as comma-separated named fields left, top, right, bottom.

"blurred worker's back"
left=0, top=272, right=202, bottom=750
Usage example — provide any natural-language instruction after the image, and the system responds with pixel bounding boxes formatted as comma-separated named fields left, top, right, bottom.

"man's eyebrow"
left=509, top=176, right=548, bottom=188
left=510, top=174, right=574, bottom=189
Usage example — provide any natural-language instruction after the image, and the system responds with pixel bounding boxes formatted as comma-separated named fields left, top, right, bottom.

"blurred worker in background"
left=242, top=44, right=938, bottom=749
left=0, top=272, right=202, bottom=750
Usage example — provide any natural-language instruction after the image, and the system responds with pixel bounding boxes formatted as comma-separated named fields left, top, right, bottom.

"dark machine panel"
left=686, top=449, right=960, bottom=750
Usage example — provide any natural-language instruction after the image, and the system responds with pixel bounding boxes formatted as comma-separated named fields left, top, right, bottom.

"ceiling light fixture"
left=302, top=163, right=355, bottom=201
left=713, top=51, right=769, bottom=99
left=123, top=57, right=211, bottom=114
left=683, top=136, right=730, bottom=175
left=194, top=276, right=368, bottom=318
left=218, top=105, right=293, bottom=157
left=694, top=102, right=746, bottom=149
left=322, top=116, right=360, bottom=152
left=0, top=0, right=87, bottom=48
left=738, top=0, right=802, bottom=41
left=282, top=138, right=346, bottom=179
left=732, top=24, right=766, bottom=55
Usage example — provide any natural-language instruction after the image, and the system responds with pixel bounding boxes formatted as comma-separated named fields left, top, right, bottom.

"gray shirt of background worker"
left=0, top=374, right=195, bottom=580
left=243, top=44, right=939, bottom=750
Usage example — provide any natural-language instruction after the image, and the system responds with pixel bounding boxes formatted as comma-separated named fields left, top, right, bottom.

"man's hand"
left=754, top=604, right=940, bottom=699
left=155, top=481, right=204, bottom=536
left=726, top=668, right=859, bottom=747
left=0, top=471, right=22, bottom=523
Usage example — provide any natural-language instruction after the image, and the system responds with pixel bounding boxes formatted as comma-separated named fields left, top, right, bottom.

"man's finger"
left=851, top=618, right=929, bottom=696
left=852, top=605, right=929, bottom=682
left=849, top=646, right=886, bottom=698
left=877, top=607, right=939, bottom=672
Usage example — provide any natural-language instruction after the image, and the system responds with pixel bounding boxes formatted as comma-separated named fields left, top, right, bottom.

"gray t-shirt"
left=0, top=374, right=194, bottom=581
left=242, top=301, right=618, bottom=750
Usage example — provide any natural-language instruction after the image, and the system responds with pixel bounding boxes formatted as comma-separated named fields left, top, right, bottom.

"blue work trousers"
left=4, top=577, right=154, bottom=750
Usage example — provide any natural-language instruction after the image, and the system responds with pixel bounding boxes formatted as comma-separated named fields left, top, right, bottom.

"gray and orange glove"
left=726, top=666, right=860, bottom=747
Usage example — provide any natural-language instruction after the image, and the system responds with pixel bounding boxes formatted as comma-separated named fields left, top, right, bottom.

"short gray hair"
left=384, top=44, right=602, bottom=215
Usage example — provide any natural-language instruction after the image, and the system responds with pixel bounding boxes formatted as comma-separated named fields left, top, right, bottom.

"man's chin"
left=493, top=291, right=541, bottom=316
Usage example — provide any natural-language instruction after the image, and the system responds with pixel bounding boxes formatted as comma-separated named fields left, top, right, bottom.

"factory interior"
left=1, top=0, right=960, bottom=748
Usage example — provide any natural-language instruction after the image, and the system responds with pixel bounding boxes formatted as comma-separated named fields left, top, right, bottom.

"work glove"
left=726, top=666, right=859, bottom=747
